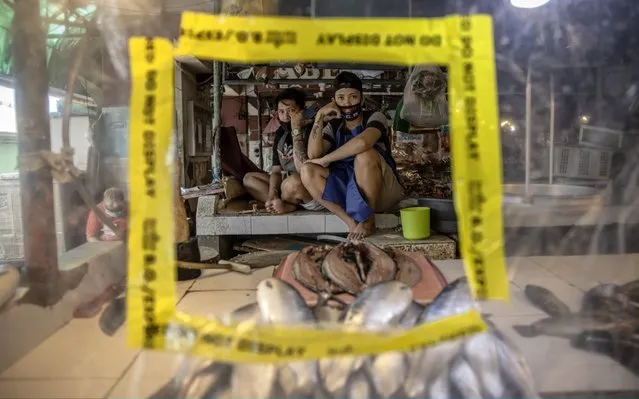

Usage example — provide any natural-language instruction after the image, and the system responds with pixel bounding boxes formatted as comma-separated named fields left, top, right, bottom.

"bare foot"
left=362, top=217, right=375, bottom=236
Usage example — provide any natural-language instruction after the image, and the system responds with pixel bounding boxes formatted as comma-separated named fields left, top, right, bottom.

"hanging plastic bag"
left=400, top=65, right=449, bottom=128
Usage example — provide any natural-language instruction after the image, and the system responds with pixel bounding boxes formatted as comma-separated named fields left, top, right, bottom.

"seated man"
left=301, top=72, right=404, bottom=240
left=86, top=187, right=128, bottom=242
left=243, top=88, right=324, bottom=214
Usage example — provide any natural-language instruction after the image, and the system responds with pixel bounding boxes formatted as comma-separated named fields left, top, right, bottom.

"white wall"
left=49, top=116, right=91, bottom=171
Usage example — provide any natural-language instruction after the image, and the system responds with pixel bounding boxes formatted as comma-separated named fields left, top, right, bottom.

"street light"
left=510, top=0, right=551, bottom=8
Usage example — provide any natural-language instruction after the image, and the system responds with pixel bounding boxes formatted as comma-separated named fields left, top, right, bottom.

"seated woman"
left=86, top=187, right=128, bottom=242
left=301, top=72, right=404, bottom=240
left=243, top=88, right=326, bottom=214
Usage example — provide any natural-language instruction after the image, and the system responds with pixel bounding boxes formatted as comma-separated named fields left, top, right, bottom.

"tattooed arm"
left=308, top=101, right=339, bottom=160
left=290, top=109, right=308, bottom=172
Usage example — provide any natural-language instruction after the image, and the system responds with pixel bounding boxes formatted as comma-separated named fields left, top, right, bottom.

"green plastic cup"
left=400, top=207, right=431, bottom=240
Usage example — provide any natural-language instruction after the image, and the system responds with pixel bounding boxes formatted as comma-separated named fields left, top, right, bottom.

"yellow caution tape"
left=127, top=37, right=177, bottom=350
left=448, top=16, right=510, bottom=301
left=177, top=12, right=452, bottom=65
left=162, top=310, right=487, bottom=363
left=125, top=13, right=509, bottom=357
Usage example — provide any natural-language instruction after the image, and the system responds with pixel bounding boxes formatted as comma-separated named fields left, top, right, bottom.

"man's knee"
left=300, top=163, right=321, bottom=185
left=281, top=175, right=303, bottom=202
left=354, top=148, right=381, bottom=170
left=243, top=172, right=259, bottom=188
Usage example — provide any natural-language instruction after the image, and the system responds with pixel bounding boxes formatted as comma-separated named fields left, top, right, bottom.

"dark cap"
left=334, top=71, right=363, bottom=94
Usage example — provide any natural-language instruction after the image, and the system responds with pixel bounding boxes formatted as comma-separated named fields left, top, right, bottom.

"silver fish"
left=369, top=351, right=407, bottom=398
left=462, top=333, right=504, bottom=398
left=398, top=302, right=425, bottom=329
left=448, top=354, right=482, bottom=399
left=181, top=361, right=233, bottom=399
left=320, top=282, right=412, bottom=398
left=419, top=277, right=477, bottom=323
left=231, top=362, right=278, bottom=399
left=255, top=278, right=318, bottom=398
left=344, top=281, right=414, bottom=329
left=345, top=367, right=377, bottom=399
left=403, top=339, right=463, bottom=398
left=492, top=329, right=539, bottom=399
left=256, top=278, right=316, bottom=325
left=220, top=302, right=260, bottom=325
left=428, top=365, right=452, bottom=399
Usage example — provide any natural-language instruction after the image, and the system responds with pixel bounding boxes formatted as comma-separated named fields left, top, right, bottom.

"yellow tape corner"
left=126, top=12, right=509, bottom=358
left=127, top=37, right=177, bottom=350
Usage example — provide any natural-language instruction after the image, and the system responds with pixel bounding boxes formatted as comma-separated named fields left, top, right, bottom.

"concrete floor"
left=1, top=255, right=639, bottom=398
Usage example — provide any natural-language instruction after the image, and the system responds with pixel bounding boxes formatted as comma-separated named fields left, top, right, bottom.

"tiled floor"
left=2, top=255, right=639, bottom=398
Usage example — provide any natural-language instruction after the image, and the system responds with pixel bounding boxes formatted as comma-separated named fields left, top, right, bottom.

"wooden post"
left=12, top=0, right=59, bottom=283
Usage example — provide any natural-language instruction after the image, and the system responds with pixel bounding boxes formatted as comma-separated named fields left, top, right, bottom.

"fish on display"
left=419, top=277, right=477, bottom=323
left=343, top=280, right=413, bottom=329
left=404, top=277, right=540, bottom=399
left=254, top=278, right=319, bottom=399
left=322, top=243, right=367, bottom=295
left=523, top=284, right=571, bottom=317
left=152, top=276, right=541, bottom=399
left=388, top=249, right=423, bottom=288
left=293, top=246, right=341, bottom=294
left=517, top=282, right=639, bottom=341
left=398, top=301, right=425, bottom=329
left=359, top=242, right=397, bottom=286
left=321, top=281, right=413, bottom=398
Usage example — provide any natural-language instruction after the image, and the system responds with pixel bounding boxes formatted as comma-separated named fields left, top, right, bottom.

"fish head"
left=256, top=278, right=315, bottom=325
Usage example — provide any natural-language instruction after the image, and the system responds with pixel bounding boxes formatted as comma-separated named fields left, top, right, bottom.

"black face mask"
left=280, top=120, right=292, bottom=130
left=338, top=103, right=362, bottom=121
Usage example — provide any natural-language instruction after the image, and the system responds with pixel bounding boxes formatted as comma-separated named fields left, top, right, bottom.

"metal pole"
left=245, top=90, right=250, bottom=156
left=549, top=74, right=555, bottom=185
left=257, top=94, right=263, bottom=169
left=211, top=0, right=223, bottom=179
left=12, top=0, right=59, bottom=282
left=212, top=62, right=222, bottom=179
left=524, top=67, right=532, bottom=198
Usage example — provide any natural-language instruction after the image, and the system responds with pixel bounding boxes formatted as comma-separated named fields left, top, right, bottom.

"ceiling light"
left=510, top=0, right=551, bottom=9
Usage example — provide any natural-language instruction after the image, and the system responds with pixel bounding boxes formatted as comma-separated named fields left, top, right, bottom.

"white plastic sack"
left=400, top=65, right=449, bottom=128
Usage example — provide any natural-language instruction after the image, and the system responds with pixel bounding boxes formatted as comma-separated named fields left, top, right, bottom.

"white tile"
left=189, top=267, right=274, bottom=291
left=288, top=214, right=325, bottom=234
left=325, top=215, right=349, bottom=233
left=479, top=283, right=547, bottom=317
left=0, top=378, right=116, bottom=399
left=490, top=315, right=639, bottom=393
left=529, top=254, right=639, bottom=291
left=177, top=291, right=257, bottom=319
left=250, top=215, right=288, bottom=235
left=1, top=318, right=137, bottom=379
left=509, top=258, right=585, bottom=312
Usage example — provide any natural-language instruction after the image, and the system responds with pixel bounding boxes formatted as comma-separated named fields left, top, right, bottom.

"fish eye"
left=265, top=281, right=273, bottom=288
